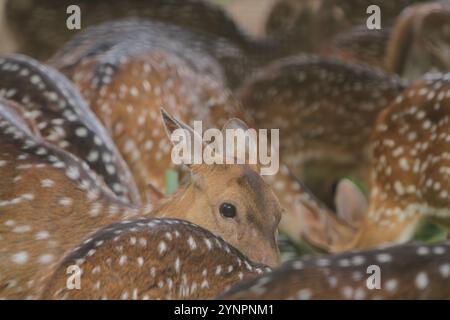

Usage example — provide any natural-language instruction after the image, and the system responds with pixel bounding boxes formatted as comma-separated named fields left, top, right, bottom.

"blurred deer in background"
left=5, top=0, right=251, bottom=61
left=385, top=1, right=450, bottom=79
left=3, top=1, right=261, bottom=88
left=219, top=240, right=450, bottom=299
left=299, top=73, right=450, bottom=252
left=322, top=1, right=450, bottom=77
left=0, top=100, right=282, bottom=299
left=48, top=18, right=252, bottom=89
left=236, top=55, right=405, bottom=243
left=48, top=19, right=244, bottom=201
left=0, top=54, right=140, bottom=205
left=320, top=25, right=392, bottom=71
left=40, top=218, right=271, bottom=300
left=265, top=0, right=428, bottom=53
left=299, top=1, right=450, bottom=77
left=7, top=0, right=409, bottom=90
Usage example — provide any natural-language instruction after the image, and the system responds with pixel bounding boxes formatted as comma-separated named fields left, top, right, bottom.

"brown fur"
left=40, top=218, right=271, bottom=299
left=237, top=56, right=404, bottom=244
left=298, top=73, right=450, bottom=252
left=220, top=241, right=450, bottom=299
left=50, top=27, right=243, bottom=203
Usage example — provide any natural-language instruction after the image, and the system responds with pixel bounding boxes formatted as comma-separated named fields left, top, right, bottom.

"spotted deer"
left=0, top=101, right=282, bottom=299
left=236, top=55, right=405, bottom=243
left=48, top=18, right=253, bottom=89
left=5, top=0, right=250, bottom=61
left=264, top=0, right=426, bottom=53
left=40, top=218, right=271, bottom=300
left=298, top=73, right=450, bottom=252
left=320, top=25, right=392, bottom=71
left=8, top=0, right=373, bottom=89
left=0, top=54, right=140, bottom=205
left=385, top=1, right=450, bottom=79
left=48, top=20, right=245, bottom=202
left=219, top=241, right=450, bottom=299
left=318, top=1, right=450, bottom=76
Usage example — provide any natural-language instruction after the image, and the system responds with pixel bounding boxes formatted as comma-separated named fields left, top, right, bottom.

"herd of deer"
left=0, top=0, right=449, bottom=300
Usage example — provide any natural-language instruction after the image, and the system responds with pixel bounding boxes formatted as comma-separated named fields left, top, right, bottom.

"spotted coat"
left=41, top=218, right=270, bottom=300
left=220, top=241, right=450, bottom=299
left=0, top=54, right=140, bottom=205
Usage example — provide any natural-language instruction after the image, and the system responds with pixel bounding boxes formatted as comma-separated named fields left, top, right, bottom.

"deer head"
left=155, top=109, right=282, bottom=267
left=294, top=177, right=369, bottom=252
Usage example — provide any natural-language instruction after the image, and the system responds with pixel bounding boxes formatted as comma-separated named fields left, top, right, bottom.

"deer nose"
left=263, top=249, right=281, bottom=268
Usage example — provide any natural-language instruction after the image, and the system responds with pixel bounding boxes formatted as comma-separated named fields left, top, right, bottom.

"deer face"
left=185, top=163, right=282, bottom=267
left=160, top=109, right=282, bottom=267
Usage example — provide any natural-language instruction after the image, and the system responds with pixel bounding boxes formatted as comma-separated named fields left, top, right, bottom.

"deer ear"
left=334, top=179, right=368, bottom=228
left=161, top=108, right=198, bottom=142
left=160, top=108, right=204, bottom=169
left=297, top=201, right=331, bottom=248
left=145, top=182, right=165, bottom=204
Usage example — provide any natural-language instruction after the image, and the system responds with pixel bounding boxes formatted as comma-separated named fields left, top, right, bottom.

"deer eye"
left=219, top=202, right=237, bottom=218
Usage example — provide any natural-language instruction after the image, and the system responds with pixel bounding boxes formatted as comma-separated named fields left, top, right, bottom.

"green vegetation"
left=165, top=169, right=179, bottom=196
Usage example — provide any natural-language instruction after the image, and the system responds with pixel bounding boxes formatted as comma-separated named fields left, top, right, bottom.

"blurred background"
left=0, top=0, right=277, bottom=54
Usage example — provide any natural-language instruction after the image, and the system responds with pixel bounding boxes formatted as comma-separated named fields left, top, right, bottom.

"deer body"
left=320, top=26, right=392, bottom=71
left=0, top=54, right=140, bottom=205
left=318, top=1, right=450, bottom=77
left=49, top=19, right=244, bottom=201
left=40, top=218, right=270, bottom=300
left=0, top=98, right=135, bottom=299
left=237, top=56, right=405, bottom=244
left=220, top=241, right=450, bottom=299
left=385, top=1, right=450, bottom=79
left=6, top=0, right=251, bottom=61
left=300, top=73, right=450, bottom=252
left=357, top=73, right=450, bottom=247
left=265, top=0, right=427, bottom=53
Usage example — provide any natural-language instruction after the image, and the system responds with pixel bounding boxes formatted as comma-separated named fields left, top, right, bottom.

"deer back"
left=220, top=241, right=450, bottom=299
left=6, top=0, right=250, bottom=61
left=0, top=54, right=140, bottom=205
left=237, top=55, right=405, bottom=209
left=40, top=218, right=270, bottom=300
left=0, top=98, right=140, bottom=299
left=49, top=20, right=243, bottom=201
